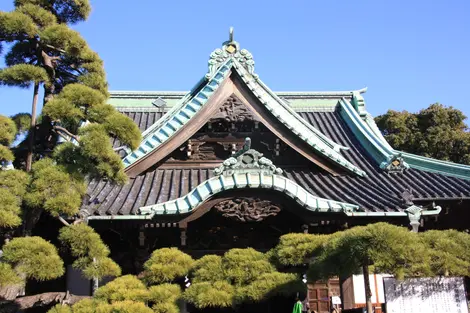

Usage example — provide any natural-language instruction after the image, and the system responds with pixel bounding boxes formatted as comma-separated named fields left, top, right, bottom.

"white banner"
left=384, top=276, right=468, bottom=313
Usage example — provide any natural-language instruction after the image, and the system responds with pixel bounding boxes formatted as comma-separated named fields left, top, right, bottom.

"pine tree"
left=0, top=1, right=140, bottom=309
left=0, top=0, right=141, bottom=179
left=44, top=247, right=305, bottom=313
left=184, top=248, right=304, bottom=309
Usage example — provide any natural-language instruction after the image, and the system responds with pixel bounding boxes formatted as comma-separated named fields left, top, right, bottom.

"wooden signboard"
left=384, top=276, right=469, bottom=313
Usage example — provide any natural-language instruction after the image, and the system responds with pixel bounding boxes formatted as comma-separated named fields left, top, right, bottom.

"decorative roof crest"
left=381, top=153, right=409, bottom=173
left=352, top=91, right=367, bottom=117
left=206, top=27, right=256, bottom=79
left=214, top=137, right=283, bottom=176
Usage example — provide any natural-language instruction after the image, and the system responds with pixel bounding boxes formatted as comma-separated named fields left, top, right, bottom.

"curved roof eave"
left=342, top=93, right=470, bottom=180
left=137, top=172, right=361, bottom=217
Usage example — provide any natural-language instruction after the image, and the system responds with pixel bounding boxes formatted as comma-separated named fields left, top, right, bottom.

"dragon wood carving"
left=214, top=197, right=281, bottom=222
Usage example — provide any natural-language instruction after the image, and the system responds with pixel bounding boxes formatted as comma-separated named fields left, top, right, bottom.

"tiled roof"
left=81, top=109, right=470, bottom=217
left=119, top=60, right=365, bottom=176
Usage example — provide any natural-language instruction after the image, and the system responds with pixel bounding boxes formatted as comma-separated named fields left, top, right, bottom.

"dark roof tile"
left=81, top=109, right=470, bottom=216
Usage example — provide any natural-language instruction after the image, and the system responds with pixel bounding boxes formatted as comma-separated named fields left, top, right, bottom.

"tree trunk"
left=0, top=292, right=88, bottom=313
left=362, top=264, right=373, bottom=313
left=91, top=258, right=99, bottom=295
left=26, top=82, right=39, bottom=172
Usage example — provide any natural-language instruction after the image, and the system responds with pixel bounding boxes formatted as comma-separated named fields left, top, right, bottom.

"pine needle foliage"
left=0, top=64, right=49, bottom=88
left=47, top=305, right=72, bottom=313
left=0, top=167, right=27, bottom=227
left=0, top=115, right=19, bottom=164
left=183, top=281, right=235, bottom=309
left=223, top=248, right=275, bottom=286
left=1, top=0, right=141, bottom=183
left=10, top=113, right=31, bottom=136
left=0, top=10, right=38, bottom=40
left=0, top=145, right=14, bottom=164
left=0, top=115, right=17, bottom=145
left=185, top=248, right=300, bottom=309
left=0, top=169, right=29, bottom=227
left=59, top=223, right=121, bottom=279
left=95, top=275, right=149, bottom=303
left=420, top=230, right=470, bottom=277
left=272, top=233, right=328, bottom=266
left=143, top=248, right=194, bottom=284
left=148, top=284, right=181, bottom=313
left=307, top=223, right=430, bottom=282
left=16, top=3, right=57, bottom=27
left=0, top=0, right=142, bottom=300
left=190, top=254, right=224, bottom=283
left=14, top=0, right=92, bottom=24
left=2, top=236, right=64, bottom=281
left=62, top=277, right=181, bottom=313
left=24, top=158, right=85, bottom=216
left=237, top=272, right=301, bottom=302
left=64, top=299, right=154, bottom=313
left=0, top=263, right=22, bottom=287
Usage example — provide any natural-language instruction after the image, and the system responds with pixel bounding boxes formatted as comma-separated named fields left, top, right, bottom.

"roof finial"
left=229, top=26, right=234, bottom=42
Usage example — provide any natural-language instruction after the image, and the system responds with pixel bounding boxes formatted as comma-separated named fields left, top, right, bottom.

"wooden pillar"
left=180, top=227, right=187, bottom=247
left=302, top=224, right=309, bottom=234
left=139, top=228, right=146, bottom=247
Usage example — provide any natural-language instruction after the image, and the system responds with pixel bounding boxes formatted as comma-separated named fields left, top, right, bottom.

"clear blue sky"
left=1, top=0, right=469, bottom=120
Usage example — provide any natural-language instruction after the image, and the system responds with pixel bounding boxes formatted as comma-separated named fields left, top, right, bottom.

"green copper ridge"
left=343, top=92, right=470, bottom=180
left=122, top=37, right=366, bottom=176
left=138, top=145, right=360, bottom=216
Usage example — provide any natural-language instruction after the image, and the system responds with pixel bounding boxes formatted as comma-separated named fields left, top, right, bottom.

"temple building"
left=75, top=29, right=470, bottom=312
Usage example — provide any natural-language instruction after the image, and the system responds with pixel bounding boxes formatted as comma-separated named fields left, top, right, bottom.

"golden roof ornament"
left=206, top=27, right=256, bottom=79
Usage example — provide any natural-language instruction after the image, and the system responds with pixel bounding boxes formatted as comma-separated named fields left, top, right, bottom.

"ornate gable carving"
left=213, top=138, right=283, bottom=176
left=214, top=197, right=281, bottom=222
left=211, top=95, right=256, bottom=123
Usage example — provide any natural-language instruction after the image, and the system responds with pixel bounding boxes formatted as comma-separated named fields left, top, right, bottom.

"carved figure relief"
left=214, top=197, right=281, bottom=222
left=211, top=95, right=256, bottom=123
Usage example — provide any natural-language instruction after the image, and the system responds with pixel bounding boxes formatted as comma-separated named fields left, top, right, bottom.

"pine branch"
left=113, top=145, right=128, bottom=152
left=52, top=125, right=80, bottom=142
left=57, top=216, right=70, bottom=226
left=42, top=43, right=66, bottom=54
left=0, top=292, right=89, bottom=312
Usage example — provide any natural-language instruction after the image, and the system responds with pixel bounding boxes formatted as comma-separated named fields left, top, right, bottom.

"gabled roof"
left=81, top=108, right=470, bottom=219
left=122, top=37, right=366, bottom=177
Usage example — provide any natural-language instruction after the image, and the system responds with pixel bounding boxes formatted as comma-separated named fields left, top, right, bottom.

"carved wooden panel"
left=211, top=95, right=257, bottom=122
left=164, top=131, right=314, bottom=167
left=214, top=197, right=281, bottom=222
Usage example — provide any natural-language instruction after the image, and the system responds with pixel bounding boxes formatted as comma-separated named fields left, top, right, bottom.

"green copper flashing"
left=344, top=206, right=441, bottom=218
left=107, top=90, right=368, bottom=112
left=138, top=143, right=360, bottom=217
left=122, top=60, right=233, bottom=167
left=339, top=98, right=410, bottom=172
left=346, top=94, right=470, bottom=180
left=400, top=152, right=470, bottom=180
left=230, top=61, right=366, bottom=176
left=122, top=35, right=367, bottom=177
